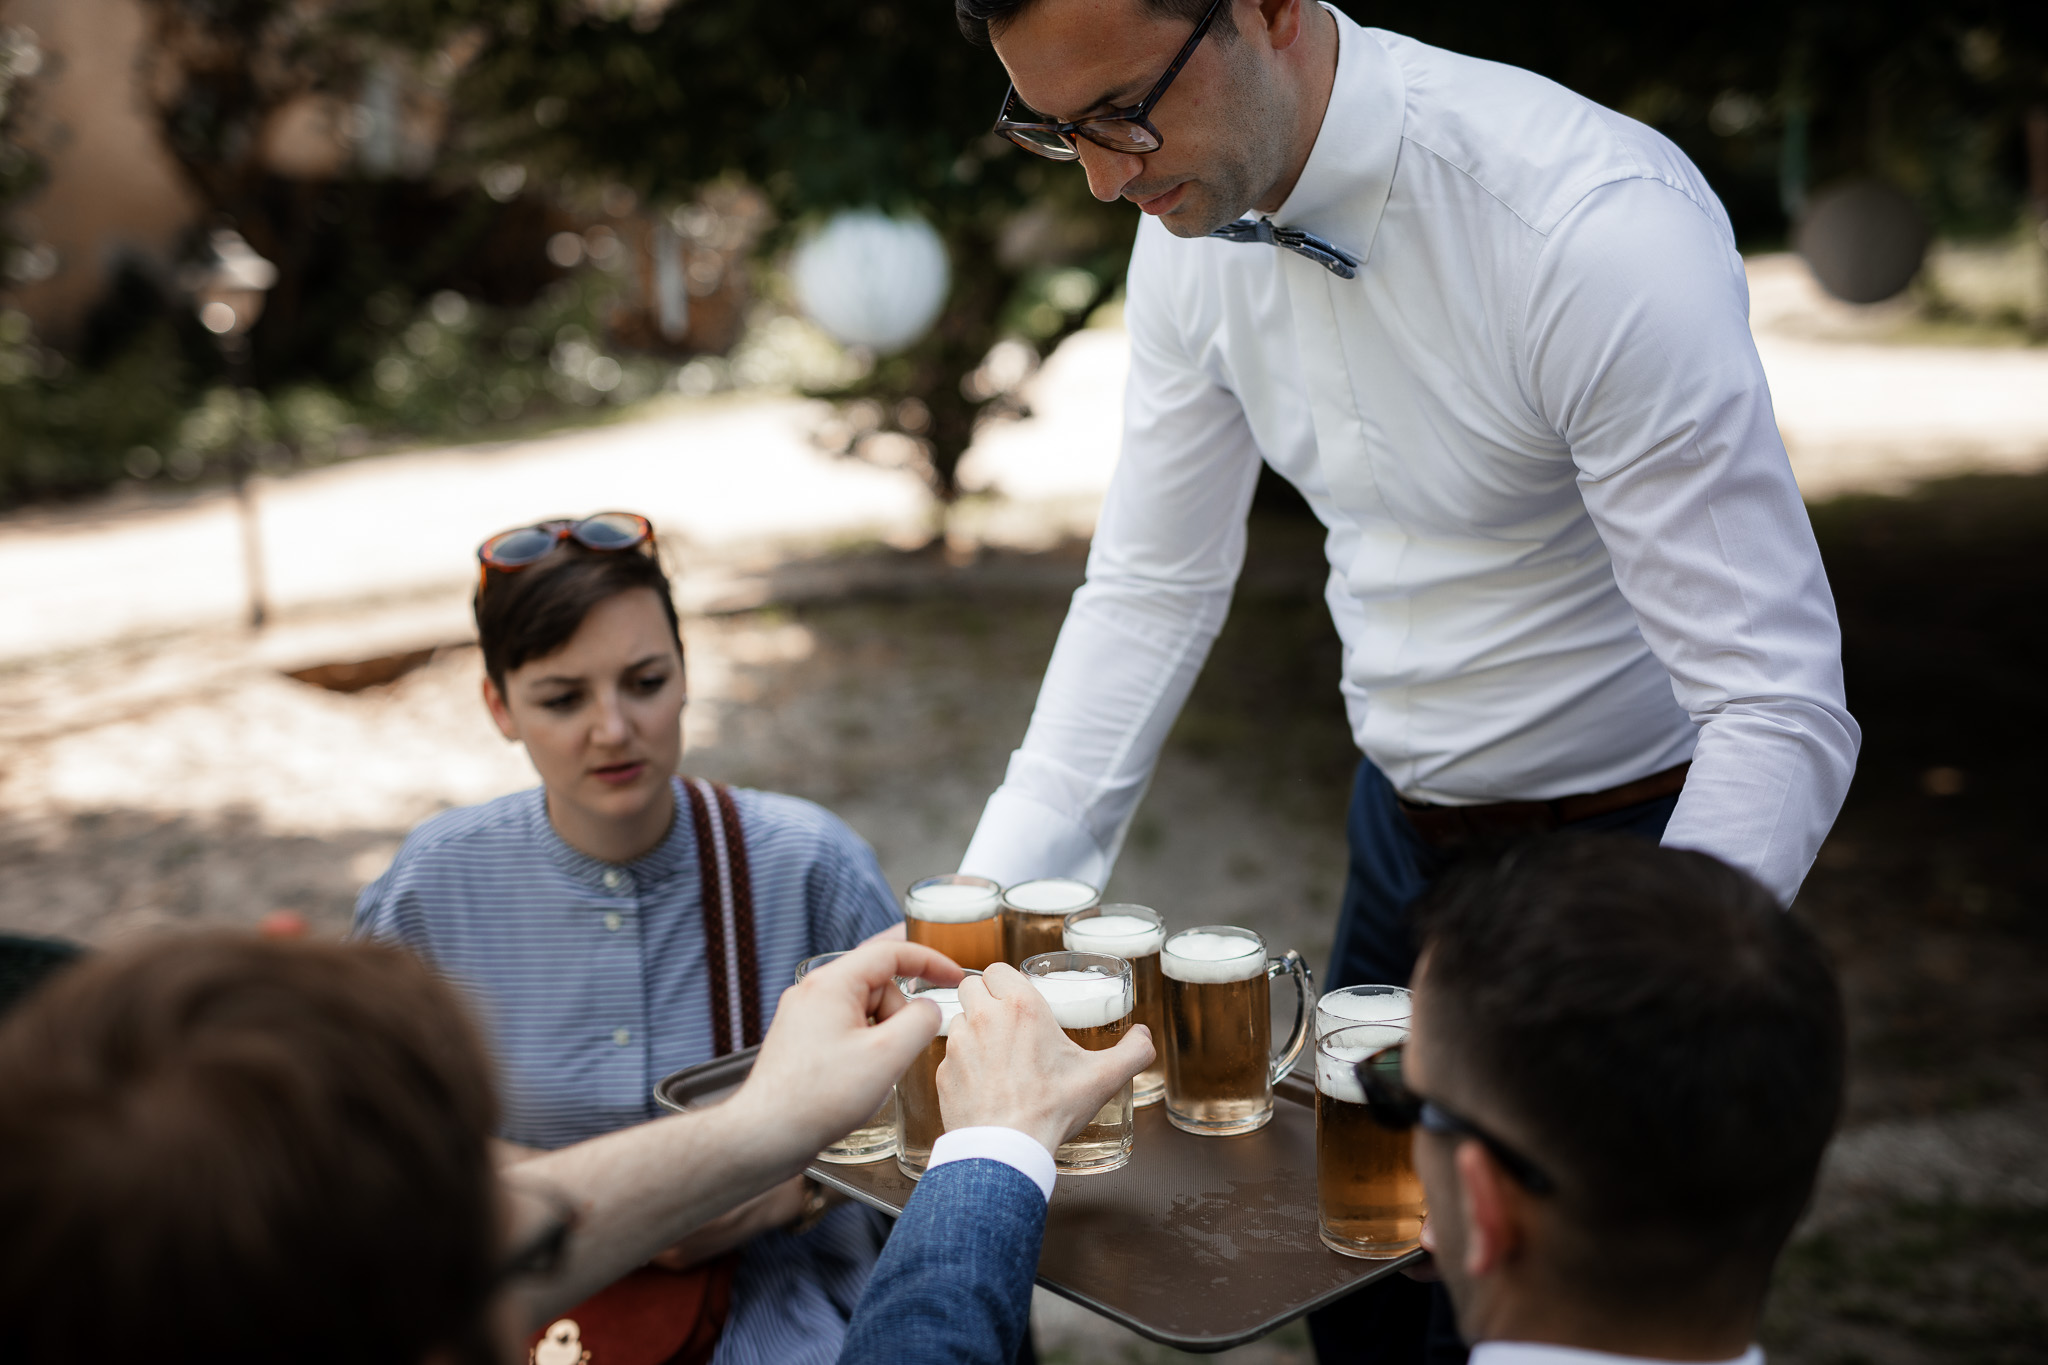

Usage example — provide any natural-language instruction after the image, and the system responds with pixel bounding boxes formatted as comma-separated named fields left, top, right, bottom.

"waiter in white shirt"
left=954, top=0, right=1856, bottom=987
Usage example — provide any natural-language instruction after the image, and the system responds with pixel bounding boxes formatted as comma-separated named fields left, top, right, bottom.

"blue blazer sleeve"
left=838, top=1159, right=1046, bottom=1365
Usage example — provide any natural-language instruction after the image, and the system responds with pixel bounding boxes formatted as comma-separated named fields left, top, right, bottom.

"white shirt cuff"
left=927, top=1126, right=1057, bottom=1201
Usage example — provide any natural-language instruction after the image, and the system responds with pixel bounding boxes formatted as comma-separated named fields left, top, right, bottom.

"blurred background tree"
left=355, top=0, right=1137, bottom=505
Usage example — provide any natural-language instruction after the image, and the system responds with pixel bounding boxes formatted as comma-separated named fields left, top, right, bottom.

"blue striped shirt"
left=353, top=778, right=903, bottom=1365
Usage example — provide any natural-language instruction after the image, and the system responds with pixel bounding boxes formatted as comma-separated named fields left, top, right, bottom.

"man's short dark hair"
left=1414, top=835, right=1845, bottom=1318
left=957, top=0, right=1221, bottom=47
left=475, top=538, right=683, bottom=691
left=0, top=935, right=502, bottom=1365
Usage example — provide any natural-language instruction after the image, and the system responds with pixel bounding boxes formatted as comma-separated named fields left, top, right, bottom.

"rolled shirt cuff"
left=927, top=1126, right=1057, bottom=1201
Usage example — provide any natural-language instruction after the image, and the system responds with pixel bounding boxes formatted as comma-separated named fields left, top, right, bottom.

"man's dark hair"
left=957, top=0, right=1222, bottom=47
left=0, top=935, right=503, bottom=1365
left=1413, top=835, right=1845, bottom=1320
left=475, top=537, right=683, bottom=690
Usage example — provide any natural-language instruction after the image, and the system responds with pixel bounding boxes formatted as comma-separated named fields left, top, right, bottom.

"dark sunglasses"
left=1354, top=1042, right=1558, bottom=1195
left=475, top=512, right=655, bottom=593
left=993, top=0, right=1227, bottom=161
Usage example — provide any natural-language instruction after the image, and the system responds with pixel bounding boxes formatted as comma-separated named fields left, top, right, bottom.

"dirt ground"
left=1, top=473, right=2043, bottom=1363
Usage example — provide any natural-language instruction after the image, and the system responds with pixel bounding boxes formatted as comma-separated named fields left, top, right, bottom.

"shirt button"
left=603, top=912, right=623, bottom=932
left=613, top=1027, right=631, bottom=1046
left=602, top=869, right=625, bottom=891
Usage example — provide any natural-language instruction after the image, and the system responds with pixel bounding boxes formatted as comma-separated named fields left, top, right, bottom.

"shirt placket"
left=597, top=864, right=648, bottom=1108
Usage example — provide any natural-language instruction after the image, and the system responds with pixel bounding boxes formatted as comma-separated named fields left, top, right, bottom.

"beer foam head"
left=903, top=981, right=968, bottom=1036
left=1063, top=913, right=1164, bottom=959
left=1161, top=929, right=1264, bottom=983
left=1317, top=987, right=1411, bottom=1030
left=1028, top=969, right=1131, bottom=1029
left=1317, top=1022, right=1407, bottom=1104
left=906, top=876, right=1001, bottom=923
left=1003, top=878, right=1098, bottom=914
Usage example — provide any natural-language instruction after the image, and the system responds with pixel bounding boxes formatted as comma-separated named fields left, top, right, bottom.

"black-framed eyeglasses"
left=492, top=1182, right=579, bottom=1288
left=993, top=0, right=1228, bottom=161
left=1354, top=1043, right=1558, bottom=1195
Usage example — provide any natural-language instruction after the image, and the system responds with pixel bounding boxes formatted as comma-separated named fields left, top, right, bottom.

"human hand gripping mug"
left=794, top=951, right=896, bottom=1163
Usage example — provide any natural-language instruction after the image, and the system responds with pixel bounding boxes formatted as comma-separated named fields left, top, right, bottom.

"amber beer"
left=1063, top=905, right=1167, bottom=1106
left=1022, top=951, right=1135, bottom=1173
left=893, top=978, right=969, bottom=1179
left=1316, top=1023, right=1426, bottom=1257
left=904, top=874, right=1004, bottom=972
left=794, top=951, right=894, bottom=1163
left=1001, top=878, right=1099, bottom=968
left=1161, top=926, right=1313, bottom=1136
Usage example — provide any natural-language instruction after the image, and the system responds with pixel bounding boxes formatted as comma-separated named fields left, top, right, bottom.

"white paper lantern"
left=791, top=209, right=951, bottom=354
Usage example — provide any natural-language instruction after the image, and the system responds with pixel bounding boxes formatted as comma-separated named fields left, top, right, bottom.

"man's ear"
left=1454, top=1138, right=1524, bottom=1279
left=1257, top=0, right=1306, bottom=48
left=482, top=675, right=519, bottom=742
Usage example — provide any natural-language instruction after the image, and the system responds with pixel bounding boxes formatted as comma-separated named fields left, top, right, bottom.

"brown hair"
left=474, top=538, right=683, bottom=691
left=1414, top=835, right=1845, bottom=1326
left=0, top=934, right=502, bottom=1365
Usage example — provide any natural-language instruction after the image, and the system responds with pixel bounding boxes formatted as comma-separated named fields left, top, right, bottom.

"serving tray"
left=655, top=1049, right=1420, bottom=1352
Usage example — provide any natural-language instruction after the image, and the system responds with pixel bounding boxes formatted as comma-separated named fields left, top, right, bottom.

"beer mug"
left=1063, top=904, right=1167, bottom=1106
left=1021, top=951, right=1136, bottom=1174
left=1316, top=1023, right=1426, bottom=1257
left=1001, top=878, right=1099, bottom=967
left=1316, top=984, right=1411, bottom=1041
left=795, top=951, right=895, bottom=1163
left=892, top=975, right=972, bottom=1179
left=904, top=874, right=1004, bottom=972
left=1160, top=926, right=1313, bottom=1136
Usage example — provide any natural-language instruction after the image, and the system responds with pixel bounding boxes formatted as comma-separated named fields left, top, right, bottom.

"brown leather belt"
left=1399, top=762, right=1690, bottom=850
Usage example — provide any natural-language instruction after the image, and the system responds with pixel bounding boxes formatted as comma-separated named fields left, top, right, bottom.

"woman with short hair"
left=355, top=512, right=901, bottom=1365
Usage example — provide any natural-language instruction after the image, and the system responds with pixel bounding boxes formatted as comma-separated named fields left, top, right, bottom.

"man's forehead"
left=991, top=0, right=1196, bottom=119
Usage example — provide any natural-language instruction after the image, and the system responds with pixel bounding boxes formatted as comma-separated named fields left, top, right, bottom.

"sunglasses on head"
left=475, top=512, right=655, bottom=593
left=1354, top=1042, right=1557, bottom=1195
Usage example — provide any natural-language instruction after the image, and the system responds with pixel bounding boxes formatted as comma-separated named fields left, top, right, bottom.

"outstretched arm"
left=501, top=940, right=961, bottom=1326
left=961, top=221, right=1264, bottom=886
left=1526, top=176, right=1859, bottom=902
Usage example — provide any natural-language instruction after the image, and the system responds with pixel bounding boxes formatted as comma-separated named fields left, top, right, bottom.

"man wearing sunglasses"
left=952, top=0, right=1857, bottom=1062
left=1379, top=835, right=1843, bottom=1365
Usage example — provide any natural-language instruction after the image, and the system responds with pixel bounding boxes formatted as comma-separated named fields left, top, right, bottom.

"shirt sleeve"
left=927, top=1127, right=1057, bottom=1201
left=1521, top=176, right=1860, bottom=903
left=959, top=224, right=1266, bottom=886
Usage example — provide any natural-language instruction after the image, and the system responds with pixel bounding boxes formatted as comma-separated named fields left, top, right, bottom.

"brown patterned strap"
left=681, top=778, right=763, bottom=1054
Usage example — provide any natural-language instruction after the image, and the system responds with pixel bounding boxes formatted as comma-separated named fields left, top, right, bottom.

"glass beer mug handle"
left=1266, top=949, right=1315, bottom=1085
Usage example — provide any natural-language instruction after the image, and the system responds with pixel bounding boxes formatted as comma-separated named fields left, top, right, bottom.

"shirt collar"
left=1267, top=6, right=1405, bottom=269
left=1472, top=1342, right=1763, bottom=1365
left=527, top=776, right=697, bottom=890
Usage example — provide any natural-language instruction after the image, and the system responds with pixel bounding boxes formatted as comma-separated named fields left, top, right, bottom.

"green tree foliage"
left=357, top=0, right=1136, bottom=500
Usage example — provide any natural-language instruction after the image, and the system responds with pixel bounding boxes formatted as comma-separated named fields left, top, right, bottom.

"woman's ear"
left=481, top=674, right=520, bottom=742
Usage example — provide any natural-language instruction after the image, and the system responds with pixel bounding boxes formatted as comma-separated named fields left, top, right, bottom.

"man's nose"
left=1076, top=141, right=1144, bottom=203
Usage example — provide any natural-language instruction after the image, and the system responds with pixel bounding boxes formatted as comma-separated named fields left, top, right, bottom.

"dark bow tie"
left=1208, top=217, right=1360, bottom=279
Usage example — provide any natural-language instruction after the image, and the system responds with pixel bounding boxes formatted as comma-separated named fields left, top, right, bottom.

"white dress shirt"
left=1474, top=1343, right=1761, bottom=1365
left=962, top=11, right=1857, bottom=904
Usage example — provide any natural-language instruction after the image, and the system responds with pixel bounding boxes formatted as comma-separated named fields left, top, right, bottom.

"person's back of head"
left=0, top=934, right=502, bottom=1365
left=1406, top=835, right=1844, bottom=1355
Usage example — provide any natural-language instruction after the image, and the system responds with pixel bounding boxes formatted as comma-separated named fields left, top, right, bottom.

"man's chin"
left=1145, top=186, right=1246, bottom=240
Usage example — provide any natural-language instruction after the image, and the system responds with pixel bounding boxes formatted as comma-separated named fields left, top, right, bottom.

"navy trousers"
left=1307, top=758, right=1678, bottom=1365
